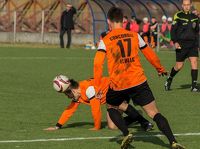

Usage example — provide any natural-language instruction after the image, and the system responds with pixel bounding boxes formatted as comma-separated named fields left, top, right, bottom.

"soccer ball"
left=53, top=75, right=70, bottom=92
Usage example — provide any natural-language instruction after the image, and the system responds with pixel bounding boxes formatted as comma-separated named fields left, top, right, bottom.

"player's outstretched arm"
left=44, top=102, right=79, bottom=131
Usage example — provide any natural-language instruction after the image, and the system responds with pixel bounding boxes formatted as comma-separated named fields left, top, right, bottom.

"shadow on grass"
left=109, top=130, right=170, bottom=149
left=62, top=121, right=107, bottom=129
left=176, top=83, right=200, bottom=90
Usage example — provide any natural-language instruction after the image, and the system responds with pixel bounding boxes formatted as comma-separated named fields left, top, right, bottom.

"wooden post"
left=41, top=10, right=45, bottom=43
left=13, top=11, right=16, bottom=43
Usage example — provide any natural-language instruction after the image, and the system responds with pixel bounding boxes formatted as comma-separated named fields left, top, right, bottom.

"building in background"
left=1, top=0, right=199, bottom=45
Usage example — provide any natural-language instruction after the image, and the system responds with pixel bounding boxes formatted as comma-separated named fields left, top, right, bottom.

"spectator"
left=140, top=17, right=150, bottom=44
left=160, top=15, right=172, bottom=48
left=130, top=16, right=139, bottom=33
left=150, top=17, right=158, bottom=48
left=161, top=15, right=167, bottom=33
left=60, top=3, right=76, bottom=48
left=122, top=16, right=130, bottom=30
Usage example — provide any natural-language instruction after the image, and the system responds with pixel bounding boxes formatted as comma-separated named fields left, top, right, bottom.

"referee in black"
left=165, top=0, right=199, bottom=92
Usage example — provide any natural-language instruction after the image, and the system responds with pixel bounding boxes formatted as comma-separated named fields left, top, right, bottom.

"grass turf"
left=0, top=46, right=199, bottom=149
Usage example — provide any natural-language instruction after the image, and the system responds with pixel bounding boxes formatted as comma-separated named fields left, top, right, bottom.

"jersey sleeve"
left=195, top=16, right=199, bottom=48
left=57, top=101, right=80, bottom=127
left=93, top=50, right=106, bottom=91
left=141, top=45, right=165, bottom=73
left=138, top=34, right=147, bottom=49
left=171, top=12, right=179, bottom=43
left=97, top=39, right=106, bottom=52
left=86, top=86, right=95, bottom=100
left=90, top=98, right=102, bottom=129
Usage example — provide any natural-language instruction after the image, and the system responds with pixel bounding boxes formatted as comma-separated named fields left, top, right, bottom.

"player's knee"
left=118, top=102, right=128, bottom=111
left=107, top=123, right=118, bottom=130
left=145, top=108, right=159, bottom=118
left=175, top=63, right=184, bottom=70
left=191, top=61, right=198, bottom=69
left=147, top=111, right=157, bottom=119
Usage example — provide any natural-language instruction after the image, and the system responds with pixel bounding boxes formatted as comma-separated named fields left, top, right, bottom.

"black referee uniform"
left=165, top=10, right=200, bottom=92
left=171, top=10, right=199, bottom=61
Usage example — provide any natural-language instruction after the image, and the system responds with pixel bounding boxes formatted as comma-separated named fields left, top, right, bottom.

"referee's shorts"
left=176, top=41, right=199, bottom=62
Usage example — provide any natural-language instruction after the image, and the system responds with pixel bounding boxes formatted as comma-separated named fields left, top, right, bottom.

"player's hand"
left=157, top=66, right=168, bottom=77
left=89, top=127, right=100, bottom=131
left=95, top=90, right=103, bottom=99
left=158, top=71, right=168, bottom=76
left=174, top=42, right=181, bottom=50
left=44, top=126, right=59, bottom=131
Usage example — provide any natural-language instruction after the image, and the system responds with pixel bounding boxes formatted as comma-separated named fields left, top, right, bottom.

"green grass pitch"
left=0, top=46, right=199, bottom=149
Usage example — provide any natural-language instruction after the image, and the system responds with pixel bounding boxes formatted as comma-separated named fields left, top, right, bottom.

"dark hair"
left=107, top=7, right=123, bottom=23
left=69, top=79, right=79, bottom=89
left=123, top=16, right=128, bottom=19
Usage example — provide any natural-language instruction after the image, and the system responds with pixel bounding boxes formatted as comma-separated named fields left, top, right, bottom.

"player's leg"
left=107, top=106, right=133, bottom=149
left=106, top=89, right=130, bottom=136
left=106, top=89, right=133, bottom=149
left=142, top=101, right=185, bottom=148
left=165, top=47, right=189, bottom=91
left=59, top=28, right=66, bottom=48
left=106, top=104, right=121, bottom=130
left=132, top=81, right=185, bottom=148
left=119, top=102, right=153, bottom=131
left=165, top=62, right=184, bottom=91
left=189, top=55, right=199, bottom=92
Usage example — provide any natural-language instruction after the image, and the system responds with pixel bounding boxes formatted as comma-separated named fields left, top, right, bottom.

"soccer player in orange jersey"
left=93, top=7, right=185, bottom=149
left=45, top=76, right=153, bottom=131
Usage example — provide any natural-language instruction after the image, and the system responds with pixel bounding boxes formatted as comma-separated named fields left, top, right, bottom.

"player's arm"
left=90, top=98, right=102, bottom=130
left=94, top=39, right=106, bottom=91
left=86, top=86, right=102, bottom=130
left=171, top=12, right=180, bottom=49
left=138, top=34, right=167, bottom=76
left=195, top=17, right=199, bottom=48
left=44, top=101, right=79, bottom=131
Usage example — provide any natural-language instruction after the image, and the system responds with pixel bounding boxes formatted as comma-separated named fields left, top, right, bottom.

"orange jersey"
left=57, top=77, right=110, bottom=129
left=94, top=28, right=165, bottom=91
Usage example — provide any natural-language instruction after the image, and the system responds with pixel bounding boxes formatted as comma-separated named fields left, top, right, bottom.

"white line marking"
left=0, top=57, right=93, bottom=60
left=0, top=132, right=200, bottom=143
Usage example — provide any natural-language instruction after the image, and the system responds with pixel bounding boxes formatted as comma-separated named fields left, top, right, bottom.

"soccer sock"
left=153, top=113, right=176, bottom=144
left=191, top=69, right=198, bottom=87
left=169, top=67, right=179, bottom=79
left=123, top=116, right=137, bottom=126
left=124, top=105, right=149, bottom=125
left=107, top=108, right=129, bottom=136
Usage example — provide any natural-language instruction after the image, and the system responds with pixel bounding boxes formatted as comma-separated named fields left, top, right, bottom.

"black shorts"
left=176, top=42, right=199, bottom=62
left=106, top=81, right=155, bottom=106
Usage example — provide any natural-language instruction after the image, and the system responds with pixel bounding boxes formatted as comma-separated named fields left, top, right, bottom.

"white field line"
left=0, top=57, right=92, bottom=60
left=0, top=132, right=200, bottom=143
